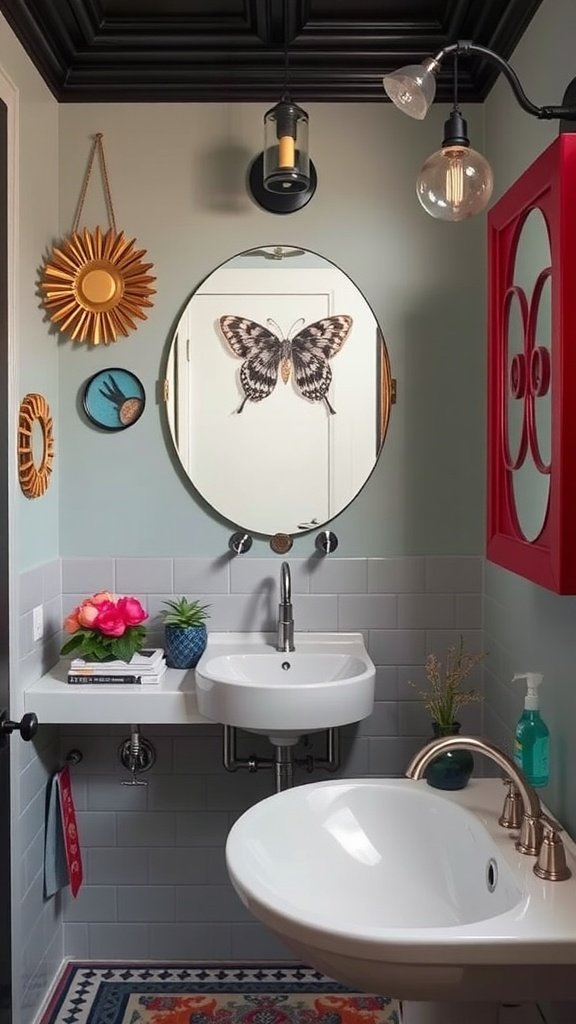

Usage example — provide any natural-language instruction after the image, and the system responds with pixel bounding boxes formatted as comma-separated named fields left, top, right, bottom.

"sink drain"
left=281, top=661, right=291, bottom=670
left=486, top=857, right=498, bottom=892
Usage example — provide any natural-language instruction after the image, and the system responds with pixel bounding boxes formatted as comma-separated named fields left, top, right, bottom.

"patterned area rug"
left=40, top=965, right=400, bottom=1024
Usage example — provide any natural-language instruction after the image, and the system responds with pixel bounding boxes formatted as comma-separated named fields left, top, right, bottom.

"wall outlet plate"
left=32, top=604, right=43, bottom=642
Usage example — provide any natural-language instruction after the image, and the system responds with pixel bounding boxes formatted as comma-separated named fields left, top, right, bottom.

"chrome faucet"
left=406, top=735, right=544, bottom=855
left=276, top=561, right=295, bottom=652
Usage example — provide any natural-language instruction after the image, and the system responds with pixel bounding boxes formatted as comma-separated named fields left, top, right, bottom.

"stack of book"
left=66, top=648, right=167, bottom=685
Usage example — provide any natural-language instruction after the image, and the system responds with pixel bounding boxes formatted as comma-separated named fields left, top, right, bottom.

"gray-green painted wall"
left=57, top=102, right=485, bottom=558
left=483, top=0, right=576, bottom=835
left=0, top=15, right=60, bottom=571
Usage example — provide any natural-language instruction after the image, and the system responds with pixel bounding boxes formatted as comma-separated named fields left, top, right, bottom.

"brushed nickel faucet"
left=406, top=734, right=571, bottom=880
left=276, top=561, right=295, bottom=653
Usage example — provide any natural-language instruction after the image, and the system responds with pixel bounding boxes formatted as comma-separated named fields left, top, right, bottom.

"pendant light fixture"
left=383, top=40, right=576, bottom=220
left=415, top=54, right=493, bottom=221
left=248, top=1, right=317, bottom=214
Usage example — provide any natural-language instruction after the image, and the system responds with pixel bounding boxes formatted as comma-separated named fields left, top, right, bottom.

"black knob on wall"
left=0, top=710, right=39, bottom=747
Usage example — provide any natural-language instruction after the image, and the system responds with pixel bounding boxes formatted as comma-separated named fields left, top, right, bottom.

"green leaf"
left=160, top=596, right=210, bottom=627
left=60, top=621, right=148, bottom=664
left=113, top=634, right=136, bottom=663
left=60, top=635, right=83, bottom=656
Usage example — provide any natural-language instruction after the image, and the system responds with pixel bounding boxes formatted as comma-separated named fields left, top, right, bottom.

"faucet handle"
left=534, top=816, right=572, bottom=881
left=315, top=531, right=339, bottom=555
left=540, top=812, right=563, bottom=834
left=499, top=778, right=523, bottom=830
left=516, top=812, right=544, bottom=856
left=229, top=531, right=253, bottom=554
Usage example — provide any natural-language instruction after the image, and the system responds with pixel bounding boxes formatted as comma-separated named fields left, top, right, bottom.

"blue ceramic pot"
left=164, top=624, right=207, bottom=669
left=425, top=721, right=474, bottom=791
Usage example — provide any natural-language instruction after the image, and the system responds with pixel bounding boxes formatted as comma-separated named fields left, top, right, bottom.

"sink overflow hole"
left=486, top=858, right=498, bottom=892
left=281, top=661, right=291, bottom=670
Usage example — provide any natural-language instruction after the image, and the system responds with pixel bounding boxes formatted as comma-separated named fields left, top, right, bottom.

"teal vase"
left=164, top=624, right=207, bottom=669
left=425, top=721, right=474, bottom=791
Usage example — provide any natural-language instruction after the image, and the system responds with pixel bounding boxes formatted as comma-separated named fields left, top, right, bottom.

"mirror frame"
left=164, top=247, right=395, bottom=537
left=18, top=393, right=54, bottom=499
left=487, top=133, right=576, bottom=593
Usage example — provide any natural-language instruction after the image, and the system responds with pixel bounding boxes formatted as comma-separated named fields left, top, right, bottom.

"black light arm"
left=433, top=40, right=576, bottom=120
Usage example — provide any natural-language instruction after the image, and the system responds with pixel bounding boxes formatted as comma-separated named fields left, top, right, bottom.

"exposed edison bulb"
left=416, top=144, right=494, bottom=221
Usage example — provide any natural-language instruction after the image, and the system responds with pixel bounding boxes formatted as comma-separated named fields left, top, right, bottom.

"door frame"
left=0, top=62, right=20, bottom=1024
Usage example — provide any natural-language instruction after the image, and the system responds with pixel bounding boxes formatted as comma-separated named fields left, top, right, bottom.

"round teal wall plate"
left=82, top=368, right=146, bottom=431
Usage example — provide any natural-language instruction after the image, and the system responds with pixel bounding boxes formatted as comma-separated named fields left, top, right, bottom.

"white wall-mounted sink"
left=195, top=632, right=375, bottom=742
left=226, top=777, right=576, bottom=1012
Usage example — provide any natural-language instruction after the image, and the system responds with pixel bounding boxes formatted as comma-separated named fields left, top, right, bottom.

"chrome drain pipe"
left=321, top=726, right=341, bottom=772
left=273, top=745, right=295, bottom=792
left=297, top=727, right=341, bottom=774
left=223, top=725, right=274, bottom=774
left=222, top=725, right=341, bottom=792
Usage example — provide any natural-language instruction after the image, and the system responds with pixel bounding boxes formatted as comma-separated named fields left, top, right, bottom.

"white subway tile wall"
left=16, top=560, right=63, bottom=1024
left=19, top=556, right=483, bottom=967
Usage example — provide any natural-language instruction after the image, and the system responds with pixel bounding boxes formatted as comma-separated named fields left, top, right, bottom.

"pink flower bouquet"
left=61, top=591, right=148, bottom=663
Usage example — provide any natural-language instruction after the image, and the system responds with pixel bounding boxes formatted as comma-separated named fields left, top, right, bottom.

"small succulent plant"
left=160, top=597, right=210, bottom=628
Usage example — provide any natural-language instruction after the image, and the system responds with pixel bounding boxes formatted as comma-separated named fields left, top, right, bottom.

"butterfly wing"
left=291, top=315, right=353, bottom=402
left=219, top=315, right=282, bottom=405
left=239, top=346, right=283, bottom=403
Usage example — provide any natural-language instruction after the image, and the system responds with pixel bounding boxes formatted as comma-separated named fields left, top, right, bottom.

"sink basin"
left=226, top=777, right=576, bottom=1004
left=195, top=632, right=375, bottom=741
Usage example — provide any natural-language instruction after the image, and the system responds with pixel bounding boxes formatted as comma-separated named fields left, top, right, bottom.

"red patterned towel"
left=56, top=765, right=83, bottom=897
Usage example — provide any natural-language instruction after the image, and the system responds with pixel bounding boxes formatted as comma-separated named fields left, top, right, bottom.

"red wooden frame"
left=487, top=133, right=576, bottom=593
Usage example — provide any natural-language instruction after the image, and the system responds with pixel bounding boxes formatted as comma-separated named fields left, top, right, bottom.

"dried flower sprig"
left=411, top=635, right=486, bottom=729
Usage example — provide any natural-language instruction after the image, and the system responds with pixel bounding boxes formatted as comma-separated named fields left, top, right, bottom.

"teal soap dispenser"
left=513, top=672, right=549, bottom=788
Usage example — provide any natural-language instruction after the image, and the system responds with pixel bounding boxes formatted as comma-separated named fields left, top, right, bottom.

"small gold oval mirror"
left=18, top=393, right=54, bottom=498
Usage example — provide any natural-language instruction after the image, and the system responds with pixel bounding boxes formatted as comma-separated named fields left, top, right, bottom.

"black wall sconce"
left=383, top=40, right=576, bottom=220
left=248, top=1, right=317, bottom=214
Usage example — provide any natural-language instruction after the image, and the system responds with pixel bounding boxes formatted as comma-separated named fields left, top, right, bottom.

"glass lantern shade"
left=263, top=100, right=310, bottom=194
left=383, top=60, right=438, bottom=120
left=416, top=144, right=494, bottom=221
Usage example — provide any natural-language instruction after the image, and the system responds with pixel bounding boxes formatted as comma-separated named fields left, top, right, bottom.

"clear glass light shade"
left=263, top=101, right=310, bottom=194
left=416, top=144, right=494, bottom=220
left=382, top=62, right=437, bottom=120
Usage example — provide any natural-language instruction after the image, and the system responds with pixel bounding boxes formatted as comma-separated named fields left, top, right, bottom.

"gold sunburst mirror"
left=41, top=133, right=156, bottom=346
left=42, top=226, right=156, bottom=345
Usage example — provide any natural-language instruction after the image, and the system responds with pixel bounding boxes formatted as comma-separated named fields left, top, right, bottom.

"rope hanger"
left=72, top=132, right=117, bottom=234
left=41, top=130, right=156, bottom=345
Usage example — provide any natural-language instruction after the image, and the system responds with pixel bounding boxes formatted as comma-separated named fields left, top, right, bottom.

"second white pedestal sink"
left=195, top=631, right=375, bottom=743
left=226, top=777, right=576, bottom=1020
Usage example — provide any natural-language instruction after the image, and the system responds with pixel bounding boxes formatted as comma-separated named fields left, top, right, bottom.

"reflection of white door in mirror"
left=507, top=208, right=552, bottom=543
left=165, top=248, right=393, bottom=537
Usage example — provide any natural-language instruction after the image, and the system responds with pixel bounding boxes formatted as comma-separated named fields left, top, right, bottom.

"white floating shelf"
left=23, top=661, right=212, bottom=725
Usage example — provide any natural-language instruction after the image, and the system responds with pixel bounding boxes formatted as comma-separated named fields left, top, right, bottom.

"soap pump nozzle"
left=513, top=671, right=544, bottom=711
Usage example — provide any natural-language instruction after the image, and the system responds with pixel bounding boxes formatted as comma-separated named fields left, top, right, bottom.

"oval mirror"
left=166, top=245, right=393, bottom=536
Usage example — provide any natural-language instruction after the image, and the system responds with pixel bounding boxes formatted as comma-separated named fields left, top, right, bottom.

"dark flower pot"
left=164, top=624, right=207, bottom=669
left=425, top=721, right=474, bottom=791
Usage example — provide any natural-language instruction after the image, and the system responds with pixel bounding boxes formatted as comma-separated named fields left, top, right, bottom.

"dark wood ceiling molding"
left=0, top=0, right=544, bottom=103
left=0, top=0, right=77, bottom=95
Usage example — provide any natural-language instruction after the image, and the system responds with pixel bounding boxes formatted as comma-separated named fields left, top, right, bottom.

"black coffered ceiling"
left=0, top=0, right=543, bottom=103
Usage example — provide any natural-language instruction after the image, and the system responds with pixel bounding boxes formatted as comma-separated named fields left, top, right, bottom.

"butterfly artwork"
left=218, top=314, right=353, bottom=414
